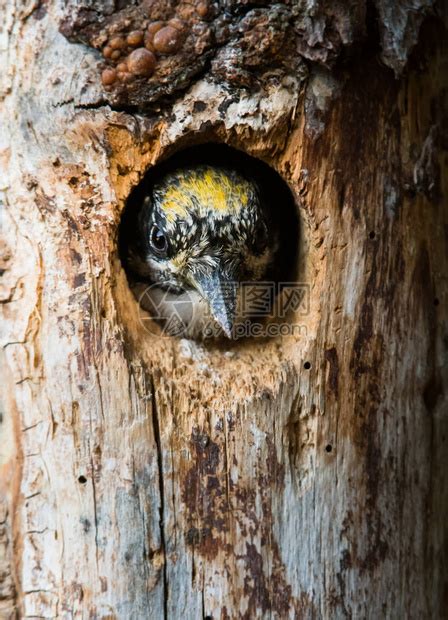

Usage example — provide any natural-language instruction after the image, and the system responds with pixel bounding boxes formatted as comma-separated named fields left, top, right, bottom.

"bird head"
left=135, top=164, right=276, bottom=338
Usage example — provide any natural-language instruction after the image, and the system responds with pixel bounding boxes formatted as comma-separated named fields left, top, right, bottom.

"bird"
left=127, top=163, right=279, bottom=339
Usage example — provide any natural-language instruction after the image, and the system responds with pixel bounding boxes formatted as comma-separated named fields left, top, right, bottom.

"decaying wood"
left=1, top=0, right=447, bottom=617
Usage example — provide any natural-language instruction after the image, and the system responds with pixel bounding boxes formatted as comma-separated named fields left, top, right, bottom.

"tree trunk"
left=1, top=1, right=447, bottom=618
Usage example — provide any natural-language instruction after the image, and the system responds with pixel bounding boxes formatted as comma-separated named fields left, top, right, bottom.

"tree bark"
left=1, top=1, right=447, bottom=618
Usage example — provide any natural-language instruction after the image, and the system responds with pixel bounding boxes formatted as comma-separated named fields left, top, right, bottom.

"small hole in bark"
left=119, top=143, right=299, bottom=342
left=434, top=298, right=440, bottom=306
left=368, top=231, right=376, bottom=239
left=78, top=475, right=87, bottom=484
left=325, top=444, right=332, bottom=453
left=303, top=361, right=311, bottom=370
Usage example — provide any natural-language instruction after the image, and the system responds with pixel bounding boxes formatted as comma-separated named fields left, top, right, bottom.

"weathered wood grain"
left=0, top=1, right=447, bottom=617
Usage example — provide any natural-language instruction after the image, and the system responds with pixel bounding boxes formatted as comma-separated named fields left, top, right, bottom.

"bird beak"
left=191, top=269, right=237, bottom=338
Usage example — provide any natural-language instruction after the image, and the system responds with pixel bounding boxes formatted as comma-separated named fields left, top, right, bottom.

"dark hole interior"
left=325, top=444, right=333, bottom=453
left=119, top=143, right=299, bottom=338
left=78, top=475, right=88, bottom=484
left=303, top=361, right=311, bottom=370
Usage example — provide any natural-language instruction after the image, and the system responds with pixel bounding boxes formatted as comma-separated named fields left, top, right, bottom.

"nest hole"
left=119, top=143, right=299, bottom=342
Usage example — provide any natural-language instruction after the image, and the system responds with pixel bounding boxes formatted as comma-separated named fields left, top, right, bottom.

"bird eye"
left=150, top=224, right=168, bottom=256
left=251, top=221, right=268, bottom=255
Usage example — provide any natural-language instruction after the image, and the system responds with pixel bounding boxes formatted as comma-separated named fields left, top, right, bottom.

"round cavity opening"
left=119, top=143, right=299, bottom=341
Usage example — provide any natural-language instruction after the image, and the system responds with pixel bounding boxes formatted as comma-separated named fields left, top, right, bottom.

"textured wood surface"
left=1, top=1, right=447, bottom=618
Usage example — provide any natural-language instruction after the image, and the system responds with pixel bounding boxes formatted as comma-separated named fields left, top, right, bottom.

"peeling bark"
left=1, top=0, right=447, bottom=618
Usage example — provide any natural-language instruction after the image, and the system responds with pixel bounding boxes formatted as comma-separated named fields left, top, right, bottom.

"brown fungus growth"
left=143, top=36, right=154, bottom=52
left=118, top=71, right=134, bottom=83
left=168, top=18, right=185, bottom=32
left=153, top=25, right=183, bottom=55
left=144, top=21, right=165, bottom=51
left=61, top=0, right=306, bottom=105
left=109, top=36, right=126, bottom=50
left=116, top=61, right=128, bottom=73
left=127, top=30, right=144, bottom=47
left=101, top=68, right=117, bottom=86
left=127, top=48, right=156, bottom=77
left=146, top=21, right=165, bottom=37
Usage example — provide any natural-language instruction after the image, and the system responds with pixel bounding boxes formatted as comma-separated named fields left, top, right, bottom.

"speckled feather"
left=154, top=166, right=255, bottom=223
left=131, top=164, right=278, bottom=338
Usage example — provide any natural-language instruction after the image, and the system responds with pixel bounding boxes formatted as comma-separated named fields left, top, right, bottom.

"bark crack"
left=89, top=453, right=100, bottom=572
left=151, top=379, right=168, bottom=619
